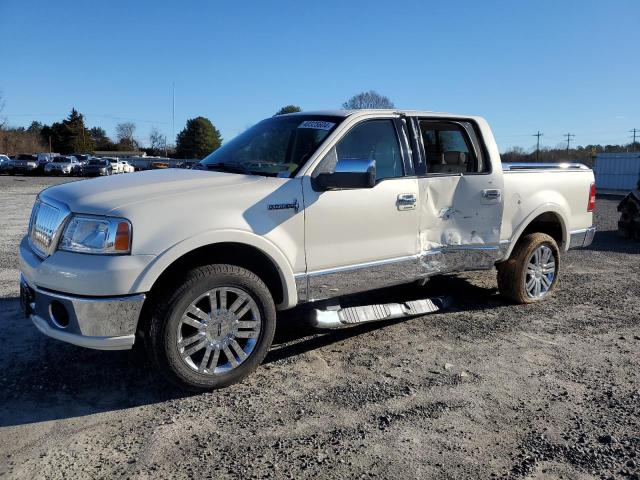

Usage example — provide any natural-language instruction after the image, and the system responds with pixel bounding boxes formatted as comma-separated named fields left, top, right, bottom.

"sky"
left=1, top=0, right=639, bottom=152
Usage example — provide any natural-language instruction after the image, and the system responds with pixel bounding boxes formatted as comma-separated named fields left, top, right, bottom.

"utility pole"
left=563, top=133, right=575, bottom=156
left=631, top=128, right=639, bottom=152
left=533, top=131, right=543, bottom=162
left=172, top=82, right=175, bottom=149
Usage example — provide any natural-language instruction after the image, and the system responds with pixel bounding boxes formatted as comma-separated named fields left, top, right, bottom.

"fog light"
left=49, top=300, right=70, bottom=328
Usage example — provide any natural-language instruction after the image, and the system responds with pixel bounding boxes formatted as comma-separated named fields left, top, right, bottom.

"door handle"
left=397, top=193, right=417, bottom=211
left=481, top=189, right=502, bottom=200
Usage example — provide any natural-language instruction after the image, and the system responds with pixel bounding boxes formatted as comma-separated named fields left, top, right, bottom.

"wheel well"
left=147, top=242, right=285, bottom=306
left=519, top=212, right=564, bottom=248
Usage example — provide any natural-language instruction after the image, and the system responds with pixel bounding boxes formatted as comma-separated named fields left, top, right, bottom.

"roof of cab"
left=280, top=109, right=479, bottom=120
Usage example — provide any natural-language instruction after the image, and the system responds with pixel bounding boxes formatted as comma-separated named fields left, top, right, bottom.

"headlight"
left=59, top=215, right=132, bottom=254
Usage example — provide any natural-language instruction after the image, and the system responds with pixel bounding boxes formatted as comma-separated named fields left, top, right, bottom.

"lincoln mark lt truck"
left=19, top=110, right=596, bottom=389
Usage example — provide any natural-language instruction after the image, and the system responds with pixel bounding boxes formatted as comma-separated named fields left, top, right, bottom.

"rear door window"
left=418, top=121, right=486, bottom=174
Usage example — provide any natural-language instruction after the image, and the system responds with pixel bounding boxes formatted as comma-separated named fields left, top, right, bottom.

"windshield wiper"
left=204, top=162, right=251, bottom=175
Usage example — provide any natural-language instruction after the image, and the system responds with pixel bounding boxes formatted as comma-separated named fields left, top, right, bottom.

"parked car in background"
left=150, top=159, right=170, bottom=169
left=81, top=158, right=113, bottom=176
left=0, top=155, right=11, bottom=173
left=35, top=153, right=60, bottom=175
left=103, top=157, right=124, bottom=174
left=11, top=154, right=38, bottom=174
left=44, top=156, right=81, bottom=176
left=72, top=154, right=93, bottom=169
left=121, top=160, right=135, bottom=173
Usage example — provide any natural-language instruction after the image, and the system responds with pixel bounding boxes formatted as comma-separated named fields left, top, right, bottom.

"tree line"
left=501, top=143, right=640, bottom=167
left=0, top=90, right=396, bottom=158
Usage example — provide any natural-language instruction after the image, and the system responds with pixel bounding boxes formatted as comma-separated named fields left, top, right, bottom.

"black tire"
left=147, top=264, right=276, bottom=391
left=497, top=233, right=560, bottom=304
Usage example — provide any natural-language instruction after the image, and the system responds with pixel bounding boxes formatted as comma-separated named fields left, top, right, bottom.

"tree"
left=274, top=105, right=302, bottom=116
left=46, top=109, right=95, bottom=153
left=116, top=122, right=137, bottom=150
left=27, top=121, right=44, bottom=135
left=342, top=90, right=395, bottom=109
left=175, top=116, right=222, bottom=159
left=89, top=127, right=115, bottom=150
left=149, top=126, right=167, bottom=155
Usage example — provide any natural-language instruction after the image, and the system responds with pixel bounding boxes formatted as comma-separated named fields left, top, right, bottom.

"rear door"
left=301, top=117, right=420, bottom=300
left=409, top=117, right=504, bottom=274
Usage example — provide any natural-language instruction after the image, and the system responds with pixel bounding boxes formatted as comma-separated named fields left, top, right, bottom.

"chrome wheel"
left=525, top=245, right=556, bottom=299
left=176, top=287, right=261, bottom=375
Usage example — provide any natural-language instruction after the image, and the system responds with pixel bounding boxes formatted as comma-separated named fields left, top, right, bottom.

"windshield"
left=56, top=157, right=71, bottom=163
left=88, top=159, right=104, bottom=165
left=200, top=115, right=342, bottom=177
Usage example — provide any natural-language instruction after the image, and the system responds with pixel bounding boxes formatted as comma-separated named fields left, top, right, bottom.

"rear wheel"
left=147, top=264, right=276, bottom=390
left=497, top=233, right=560, bottom=304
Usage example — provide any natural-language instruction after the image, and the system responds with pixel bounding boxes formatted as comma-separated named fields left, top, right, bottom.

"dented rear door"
left=409, top=116, right=504, bottom=274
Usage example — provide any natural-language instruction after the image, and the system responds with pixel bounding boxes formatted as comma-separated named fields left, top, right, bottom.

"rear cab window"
left=412, top=119, right=489, bottom=175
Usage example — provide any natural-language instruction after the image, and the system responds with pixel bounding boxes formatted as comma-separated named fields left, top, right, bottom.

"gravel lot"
left=0, top=175, right=638, bottom=480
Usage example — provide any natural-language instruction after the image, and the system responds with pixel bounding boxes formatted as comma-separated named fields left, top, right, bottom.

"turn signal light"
left=114, top=222, right=131, bottom=251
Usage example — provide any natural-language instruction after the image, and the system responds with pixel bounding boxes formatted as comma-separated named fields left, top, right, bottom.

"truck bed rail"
left=502, top=162, right=591, bottom=172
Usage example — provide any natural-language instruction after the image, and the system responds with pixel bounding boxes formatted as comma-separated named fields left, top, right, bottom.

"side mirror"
left=314, top=158, right=376, bottom=191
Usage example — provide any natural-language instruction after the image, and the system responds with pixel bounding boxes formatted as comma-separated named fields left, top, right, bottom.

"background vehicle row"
left=0, top=154, right=136, bottom=176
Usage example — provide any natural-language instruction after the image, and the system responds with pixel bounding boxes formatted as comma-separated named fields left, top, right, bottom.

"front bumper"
left=20, top=273, right=145, bottom=350
left=568, top=226, right=596, bottom=249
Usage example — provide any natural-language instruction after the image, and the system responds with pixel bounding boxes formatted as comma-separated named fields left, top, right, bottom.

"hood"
left=41, top=168, right=263, bottom=214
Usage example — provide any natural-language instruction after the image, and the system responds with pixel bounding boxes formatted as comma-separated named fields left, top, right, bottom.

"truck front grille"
left=28, top=199, right=69, bottom=258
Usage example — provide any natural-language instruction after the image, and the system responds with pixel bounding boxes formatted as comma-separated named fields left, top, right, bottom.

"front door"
left=301, top=118, right=419, bottom=301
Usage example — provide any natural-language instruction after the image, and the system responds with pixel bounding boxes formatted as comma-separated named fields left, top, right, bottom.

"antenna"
left=172, top=82, right=175, bottom=148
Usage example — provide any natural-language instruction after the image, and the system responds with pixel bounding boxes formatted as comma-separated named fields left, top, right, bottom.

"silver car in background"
left=44, top=156, right=81, bottom=176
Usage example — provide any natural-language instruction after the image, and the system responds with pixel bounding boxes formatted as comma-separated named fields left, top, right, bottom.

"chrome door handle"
left=481, top=189, right=502, bottom=200
left=397, top=193, right=417, bottom=211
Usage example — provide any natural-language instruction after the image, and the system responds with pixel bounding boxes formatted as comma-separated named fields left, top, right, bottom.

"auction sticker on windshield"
left=298, top=120, right=335, bottom=130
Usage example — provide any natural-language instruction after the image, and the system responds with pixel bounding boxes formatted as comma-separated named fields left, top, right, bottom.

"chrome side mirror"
left=314, top=158, right=376, bottom=190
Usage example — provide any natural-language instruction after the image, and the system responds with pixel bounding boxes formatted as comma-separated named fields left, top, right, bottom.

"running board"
left=312, top=297, right=450, bottom=330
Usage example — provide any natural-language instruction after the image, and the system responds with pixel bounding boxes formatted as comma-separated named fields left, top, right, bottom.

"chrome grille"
left=28, top=199, right=69, bottom=258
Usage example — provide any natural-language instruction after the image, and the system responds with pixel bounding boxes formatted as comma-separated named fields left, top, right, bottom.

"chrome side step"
left=312, top=297, right=449, bottom=330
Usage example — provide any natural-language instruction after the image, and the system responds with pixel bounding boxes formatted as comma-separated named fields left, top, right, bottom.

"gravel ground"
left=0, top=175, right=638, bottom=480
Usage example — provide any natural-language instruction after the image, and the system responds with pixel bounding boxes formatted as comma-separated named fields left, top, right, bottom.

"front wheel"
left=497, top=233, right=560, bottom=304
left=147, top=264, right=276, bottom=390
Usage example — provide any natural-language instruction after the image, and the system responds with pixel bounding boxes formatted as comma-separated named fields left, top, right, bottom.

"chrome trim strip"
left=308, top=254, right=418, bottom=277
left=568, top=226, right=596, bottom=249
left=294, top=272, right=308, bottom=303
left=299, top=244, right=505, bottom=303
left=502, top=162, right=591, bottom=172
left=306, top=255, right=417, bottom=301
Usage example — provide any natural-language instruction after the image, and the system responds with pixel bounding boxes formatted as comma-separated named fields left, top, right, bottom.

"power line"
left=563, top=132, right=575, bottom=154
left=532, top=131, right=543, bottom=161
left=631, top=128, right=639, bottom=152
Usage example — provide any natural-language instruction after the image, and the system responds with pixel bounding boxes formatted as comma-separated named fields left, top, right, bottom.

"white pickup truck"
left=19, top=110, right=596, bottom=390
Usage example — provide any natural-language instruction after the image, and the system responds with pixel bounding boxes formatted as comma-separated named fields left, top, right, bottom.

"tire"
left=497, top=233, right=560, bottom=304
left=147, top=264, right=276, bottom=390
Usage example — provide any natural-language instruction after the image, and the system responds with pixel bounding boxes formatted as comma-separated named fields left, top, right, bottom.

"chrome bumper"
left=568, top=226, right=596, bottom=249
left=20, top=273, right=145, bottom=350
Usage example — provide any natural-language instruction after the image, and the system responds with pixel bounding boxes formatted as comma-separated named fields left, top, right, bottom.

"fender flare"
left=132, top=229, right=298, bottom=309
left=503, top=203, right=570, bottom=258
